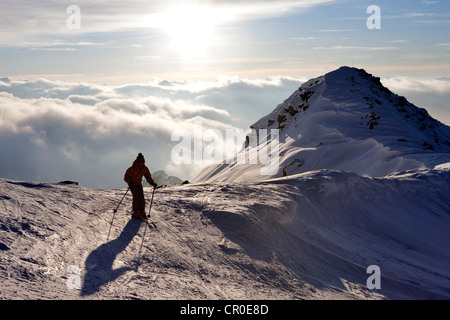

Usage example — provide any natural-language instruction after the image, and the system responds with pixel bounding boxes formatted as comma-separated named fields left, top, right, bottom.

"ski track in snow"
left=1, top=167, right=449, bottom=300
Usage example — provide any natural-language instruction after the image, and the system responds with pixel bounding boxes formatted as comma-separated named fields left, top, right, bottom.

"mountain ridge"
left=253, top=67, right=450, bottom=149
left=195, top=66, right=450, bottom=183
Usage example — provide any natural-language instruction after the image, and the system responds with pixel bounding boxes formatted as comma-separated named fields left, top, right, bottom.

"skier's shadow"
left=81, top=219, right=141, bottom=296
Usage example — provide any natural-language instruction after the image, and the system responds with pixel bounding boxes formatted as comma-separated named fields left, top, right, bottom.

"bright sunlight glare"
left=156, top=5, right=219, bottom=59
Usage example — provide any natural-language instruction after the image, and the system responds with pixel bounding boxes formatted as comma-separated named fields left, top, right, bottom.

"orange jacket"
left=124, top=162, right=155, bottom=186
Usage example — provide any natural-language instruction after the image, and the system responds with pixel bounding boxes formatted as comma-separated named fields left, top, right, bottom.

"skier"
left=124, top=153, right=157, bottom=220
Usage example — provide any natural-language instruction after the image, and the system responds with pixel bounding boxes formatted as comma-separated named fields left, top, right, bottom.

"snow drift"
left=1, top=67, right=449, bottom=300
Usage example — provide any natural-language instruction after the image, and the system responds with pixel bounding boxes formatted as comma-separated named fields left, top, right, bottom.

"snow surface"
left=195, top=67, right=450, bottom=183
left=1, top=169, right=449, bottom=299
left=1, top=67, right=449, bottom=300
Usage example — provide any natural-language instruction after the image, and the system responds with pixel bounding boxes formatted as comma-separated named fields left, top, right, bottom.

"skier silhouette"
left=124, top=153, right=157, bottom=219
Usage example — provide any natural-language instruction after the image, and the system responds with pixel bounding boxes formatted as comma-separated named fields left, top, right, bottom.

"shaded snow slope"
left=195, top=67, right=450, bottom=183
left=1, top=167, right=449, bottom=299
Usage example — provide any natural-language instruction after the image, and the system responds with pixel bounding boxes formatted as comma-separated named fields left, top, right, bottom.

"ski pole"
left=148, top=187, right=156, bottom=219
left=137, top=222, right=148, bottom=258
left=137, top=187, right=156, bottom=258
left=114, top=187, right=130, bottom=213
left=107, top=187, right=129, bottom=241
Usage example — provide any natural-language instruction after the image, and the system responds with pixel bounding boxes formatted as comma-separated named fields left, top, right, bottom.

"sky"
left=0, top=0, right=450, bottom=188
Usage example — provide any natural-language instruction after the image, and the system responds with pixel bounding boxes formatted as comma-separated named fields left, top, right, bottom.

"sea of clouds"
left=1, top=75, right=449, bottom=188
left=0, top=76, right=302, bottom=188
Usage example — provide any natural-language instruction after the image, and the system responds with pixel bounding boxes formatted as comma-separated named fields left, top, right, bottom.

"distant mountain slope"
left=195, top=67, right=450, bottom=183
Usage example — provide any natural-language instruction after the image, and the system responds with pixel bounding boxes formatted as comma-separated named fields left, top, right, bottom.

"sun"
left=156, top=5, right=218, bottom=59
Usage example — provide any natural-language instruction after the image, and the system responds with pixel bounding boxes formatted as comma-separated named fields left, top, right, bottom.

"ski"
left=129, top=213, right=158, bottom=228
left=141, top=218, right=158, bottom=229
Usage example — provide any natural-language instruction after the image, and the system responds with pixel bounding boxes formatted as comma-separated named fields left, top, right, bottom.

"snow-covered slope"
left=195, top=67, right=450, bottom=182
left=1, top=167, right=449, bottom=299
left=1, top=67, right=449, bottom=300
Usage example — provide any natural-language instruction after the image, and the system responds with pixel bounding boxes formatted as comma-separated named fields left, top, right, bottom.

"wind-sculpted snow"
left=1, top=166, right=449, bottom=299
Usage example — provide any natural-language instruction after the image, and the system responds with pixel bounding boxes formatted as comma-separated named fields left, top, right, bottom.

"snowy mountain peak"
left=195, top=66, right=450, bottom=182
left=253, top=66, right=450, bottom=149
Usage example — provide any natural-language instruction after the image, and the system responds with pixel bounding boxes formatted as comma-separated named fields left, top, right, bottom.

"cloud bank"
left=0, top=76, right=301, bottom=188
left=0, top=74, right=448, bottom=189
